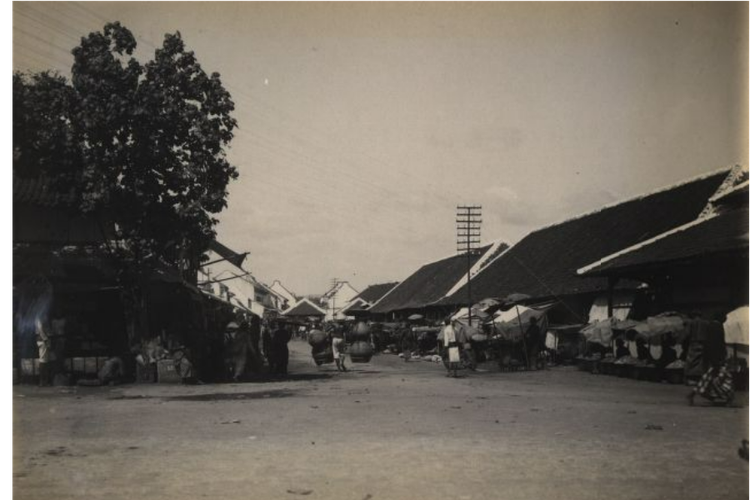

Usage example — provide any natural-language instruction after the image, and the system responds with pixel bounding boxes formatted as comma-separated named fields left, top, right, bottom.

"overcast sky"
left=12, top=2, right=748, bottom=295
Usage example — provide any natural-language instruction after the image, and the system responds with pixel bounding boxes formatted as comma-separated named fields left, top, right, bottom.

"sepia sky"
left=12, top=2, right=748, bottom=295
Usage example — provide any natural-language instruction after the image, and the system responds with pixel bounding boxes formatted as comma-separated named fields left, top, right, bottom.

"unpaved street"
left=13, top=341, right=749, bottom=500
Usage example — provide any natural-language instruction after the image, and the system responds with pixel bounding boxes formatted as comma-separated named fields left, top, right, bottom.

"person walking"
left=438, top=318, right=460, bottom=377
left=688, top=315, right=733, bottom=406
left=331, top=324, right=347, bottom=372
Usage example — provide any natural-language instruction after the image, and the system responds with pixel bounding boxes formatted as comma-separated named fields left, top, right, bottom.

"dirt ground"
left=13, top=340, right=749, bottom=500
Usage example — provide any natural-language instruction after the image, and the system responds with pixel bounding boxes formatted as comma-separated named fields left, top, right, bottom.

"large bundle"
left=308, top=329, right=328, bottom=347
left=312, top=346, right=334, bottom=366
left=349, top=341, right=374, bottom=363
left=351, top=321, right=371, bottom=341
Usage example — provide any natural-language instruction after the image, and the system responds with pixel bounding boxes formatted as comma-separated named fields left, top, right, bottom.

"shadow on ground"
left=166, top=388, right=299, bottom=402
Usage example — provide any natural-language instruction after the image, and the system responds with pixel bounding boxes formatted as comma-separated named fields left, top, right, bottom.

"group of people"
left=225, top=317, right=293, bottom=380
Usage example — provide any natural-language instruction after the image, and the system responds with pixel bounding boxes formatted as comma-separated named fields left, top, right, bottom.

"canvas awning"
left=724, top=306, right=749, bottom=345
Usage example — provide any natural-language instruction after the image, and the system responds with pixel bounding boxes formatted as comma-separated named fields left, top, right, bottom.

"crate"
left=157, top=359, right=182, bottom=384
left=665, top=369, right=684, bottom=385
left=20, top=358, right=39, bottom=376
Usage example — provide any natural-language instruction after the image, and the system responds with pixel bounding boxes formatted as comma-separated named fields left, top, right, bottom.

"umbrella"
left=498, top=293, right=532, bottom=310
left=451, top=307, right=490, bottom=323
left=473, top=298, right=502, bottom=311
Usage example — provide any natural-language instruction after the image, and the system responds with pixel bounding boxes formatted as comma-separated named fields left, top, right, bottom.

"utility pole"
left=457, top=205, right=482, bottom=327
left=330, top=277, right=339, bottom=321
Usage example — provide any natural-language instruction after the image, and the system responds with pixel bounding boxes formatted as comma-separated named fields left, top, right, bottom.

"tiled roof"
left=282, top=298, right=326, bottom=317
left=579, top=208, right=748, bottom=275
left=369, top=245, right=493, bottom=314
left=354, top=282, right=399, bottom=304
left=440, top=168, right=733, bottom=305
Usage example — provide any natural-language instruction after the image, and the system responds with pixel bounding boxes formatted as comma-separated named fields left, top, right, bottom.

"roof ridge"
left=443, top=239, right=509, bottom=298
left=524, top=165, right=735, bottom=237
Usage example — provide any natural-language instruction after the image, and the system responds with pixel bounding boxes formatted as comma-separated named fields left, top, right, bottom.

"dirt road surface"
left=13, top=340, right=749, bottom=500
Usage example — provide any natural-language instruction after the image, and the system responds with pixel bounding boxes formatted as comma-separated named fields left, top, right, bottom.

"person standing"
left=524, top=316, right=543, bottom=371
left=269, top=321, right=292, bottom=375
left=224, top=321, right=248, bottom=382
left=247, top=317, right=263, bottom=374
left=35, top=315, right=54, bottom=386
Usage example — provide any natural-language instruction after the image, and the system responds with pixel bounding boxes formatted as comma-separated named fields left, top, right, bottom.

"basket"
left=136, top=363, right=157, bottom=383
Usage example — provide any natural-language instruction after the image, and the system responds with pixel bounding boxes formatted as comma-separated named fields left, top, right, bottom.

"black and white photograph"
left=10, top=2, right=749, bottom=499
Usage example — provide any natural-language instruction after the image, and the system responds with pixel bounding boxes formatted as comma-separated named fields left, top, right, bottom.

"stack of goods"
left=348, top=322, right=374, bottom=363
left=308, top=329, right=332, bottom=366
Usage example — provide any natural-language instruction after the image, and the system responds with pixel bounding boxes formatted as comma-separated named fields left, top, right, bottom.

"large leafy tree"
left=14, top=22, right=238, bottom=342
left=71, top=22, right=238, bottom=274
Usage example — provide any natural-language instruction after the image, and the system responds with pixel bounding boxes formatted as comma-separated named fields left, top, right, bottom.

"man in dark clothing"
left=247, top=316, right=263, bottom=374
left=525, top=317, right=543, bottom=370
left=268, top=322, right=292, bottom=375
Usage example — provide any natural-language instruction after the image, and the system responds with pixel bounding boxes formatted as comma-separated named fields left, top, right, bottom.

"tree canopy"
left=14, top=22, right=238, bottom=277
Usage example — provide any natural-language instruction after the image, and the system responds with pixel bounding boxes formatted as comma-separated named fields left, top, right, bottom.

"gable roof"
left=281, top=297, right=326, bottom=317
left=440, top=167, right=734, bottom=305
left=322, top=281, right=359, bottom=300
left=578, top=207, right=748, bottom=276
left=369, top=245, right=493, bottom=314
left=341, top=297, right=370, bottom=314
left=353, top=282, right=400, bottom=304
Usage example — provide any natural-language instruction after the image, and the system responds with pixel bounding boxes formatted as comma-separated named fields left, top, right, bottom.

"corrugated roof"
left=369, top=245, right=493, bottom=314
left=440, top=168, right=733, bottom=305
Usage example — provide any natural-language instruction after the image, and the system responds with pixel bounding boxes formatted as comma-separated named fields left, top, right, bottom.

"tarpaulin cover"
left=724, top=306, right=749, bottom=345
left=493, top=305, right=552, bottom=341
left=582, top=318, right=645, bottom=346
left=451, top=307, right=490, bottom=323
left=635, top=314, right=688, bottom=345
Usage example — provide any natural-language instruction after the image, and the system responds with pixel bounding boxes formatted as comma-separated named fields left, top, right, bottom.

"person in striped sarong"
left=688, top=318, right=734, bottom=405
left=688, top=362, right=734, bottom=406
